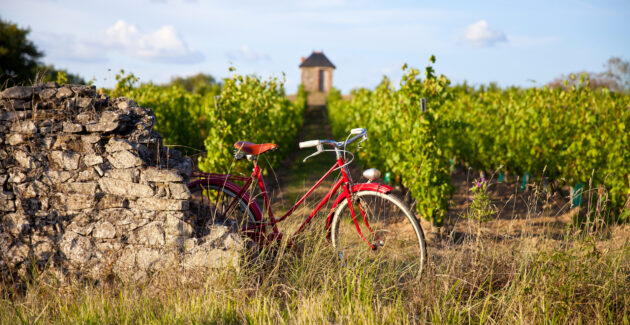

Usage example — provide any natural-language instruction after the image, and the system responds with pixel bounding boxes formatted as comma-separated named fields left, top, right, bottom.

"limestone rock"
left=105, top=137, right=134, bottom=153
left=142, top=167, right=183, bottom=183
left=169, top=183, right=191, bottom=200
left=59, top=232, right=93, bottom=265
left=77, top=97, right=93, bottom=108
left=107, top=150, right=144, bottom=169
left=92, top=221, right=116, bottom=239
left=85, top=121, right=119, bottom=133
left=96, top=194, right=127, bottom=209
left=39, top=88, right=57, bottom=100
left=135, top=198, right=188, bottom=211
left=0, top=83, right=251, bottom=285
left=50, top=150, right=80, bottom=170
left=1, top=86, right=34, bottom=100
left=75, top=169, right=98, bottom=182
left=81, top=134, right=101, bottom=144
left=98, top=177, right=154, bottom=198
left=14, top=150, right=35, bottom=169
left=42, top=170, right=73, bottom=185
left=3, top=213, right=30, bottom=236
left=83, top=154, right=103, bottom=167
left=104, top=168, right=139, bottom=183
left=183, top=244, right=241, bottom=271
left=63, top=122, right=84, bottom=133
left=136, top=248, right=161, bottom=270
left=165, top=212, right=193, bottom=237
left=7, top=134, right=25, bottom=146
left=17, top=180, right=48, bottom=199
left=59, top=182, right=98, bottom=194
left=0, top=111, right=30, bottom=120
left=63, top=193, right=96, bottom=210
left=136, top=222, right=165, bottom=247
left=32, top=240, right=54, bottom=261
left=8, top=171, right=27, bottom=183
left=7, top=242, right=29, bottom=265
left=56, top=87, right=74, bottom=99
left=10, top=121, right=37, bottom=134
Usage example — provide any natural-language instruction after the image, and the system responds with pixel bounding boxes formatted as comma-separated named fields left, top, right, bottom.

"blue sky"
left=2, top=0, right=629, bottom=93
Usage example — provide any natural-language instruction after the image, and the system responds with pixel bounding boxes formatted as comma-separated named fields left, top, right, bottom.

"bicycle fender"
left=187, top=178, right=264, bottom=220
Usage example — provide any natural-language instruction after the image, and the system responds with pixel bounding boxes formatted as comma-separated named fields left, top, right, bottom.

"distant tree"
left=166, top=73, right=220, bottom=95
left=0, top=17, right=86, bottom=88
left=602, top=57, right=630, bottom=91
left=0, top=18, right=43, bottom=86
left=548, top=57, right=630, bottom=92
left=37, top=64, right=86, bottom=85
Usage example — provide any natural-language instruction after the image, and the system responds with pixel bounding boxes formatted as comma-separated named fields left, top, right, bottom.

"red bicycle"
left=188, top=128, right=427, bottom=278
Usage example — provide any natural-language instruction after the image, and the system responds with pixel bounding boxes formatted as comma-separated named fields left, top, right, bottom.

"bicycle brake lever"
left=356, top=135, right=367, bottom=149
left=303, top=144, right=324, bottom=162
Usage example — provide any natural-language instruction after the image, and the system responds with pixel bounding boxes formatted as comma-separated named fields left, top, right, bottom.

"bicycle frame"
left=190, top=154, right=393, bottom=248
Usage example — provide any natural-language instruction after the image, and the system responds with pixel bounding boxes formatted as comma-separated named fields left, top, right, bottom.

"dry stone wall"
left=0, top=83, right=243, bottom=283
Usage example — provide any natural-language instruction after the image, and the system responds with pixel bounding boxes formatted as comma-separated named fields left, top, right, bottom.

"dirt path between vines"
left=262, top=105, right=630, bottom=251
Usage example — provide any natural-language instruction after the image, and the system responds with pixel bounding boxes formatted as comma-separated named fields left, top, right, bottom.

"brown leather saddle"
left=234, top=141, right=278, bottom=156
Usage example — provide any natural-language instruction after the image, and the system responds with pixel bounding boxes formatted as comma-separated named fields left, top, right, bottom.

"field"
left=2, top=68, right=630, bottom=323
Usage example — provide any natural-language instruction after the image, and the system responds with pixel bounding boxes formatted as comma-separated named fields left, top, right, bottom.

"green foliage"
left=198, top=73, right=305, bottom=173
left=441, top=80, right=630, bottom=221
left=330, top=57, right=630, bottom=223
left=108, top=70, right=212, bottom=155
left=36, top=64, right=86, bottom=85
left=295, top=83, right=308, bottom=110
left=329, top=58, right=453, bottom=225
left=0, top=18, right=43, bottom=86
left=167, top=73, right=221, bottom=96
left=110, top=69, right=140, bottom=97
left=467, top=178, right=495, bottom=223
left=107, top=70, right=304, bottom=168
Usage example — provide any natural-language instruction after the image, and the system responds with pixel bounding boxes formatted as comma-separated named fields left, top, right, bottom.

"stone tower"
left=299, top=51, right=335, bottom=105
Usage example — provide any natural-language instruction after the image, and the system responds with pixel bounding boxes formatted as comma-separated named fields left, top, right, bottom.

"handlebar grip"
left=299, top=140, right=321, bottom=149
left=350, top=128, right=365, bottom=135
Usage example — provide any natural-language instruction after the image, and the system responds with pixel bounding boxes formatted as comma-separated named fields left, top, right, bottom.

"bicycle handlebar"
left=298, top=128, right=367, bottom=149
left=298, top=140, right=321, bottom=149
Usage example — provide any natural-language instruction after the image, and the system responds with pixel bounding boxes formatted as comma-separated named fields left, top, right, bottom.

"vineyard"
left=2, top=65, right=629, bottom=324
left=112, top=71, right=306, bottom=175
left=328, top=58, right=630, bottom=225
left=112, top=62, right=630, bottom=225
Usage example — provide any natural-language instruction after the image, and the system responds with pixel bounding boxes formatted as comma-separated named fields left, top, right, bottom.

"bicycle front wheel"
left=331, top=191, right=427, bottom=280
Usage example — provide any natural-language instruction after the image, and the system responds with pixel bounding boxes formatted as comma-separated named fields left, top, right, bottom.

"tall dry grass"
left=2, top=177, right=629, bottom=324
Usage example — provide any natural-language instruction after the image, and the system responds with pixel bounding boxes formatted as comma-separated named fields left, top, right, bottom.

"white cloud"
left=227, top=45, right=270, bottom=61
left=34, top=32, right=107, bottom=63
left=104, top=20, right=203, bottom=63
left=461, top=20, right=507, bottom=47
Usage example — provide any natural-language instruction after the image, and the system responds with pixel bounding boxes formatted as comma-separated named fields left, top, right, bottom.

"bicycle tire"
left=188, top=182, right=259, bottom=238
left=330, top=191, right=427, bottom=280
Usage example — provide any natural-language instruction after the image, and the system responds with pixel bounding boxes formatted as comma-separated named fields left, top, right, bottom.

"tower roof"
left=299, top=51, right=336, bottom=69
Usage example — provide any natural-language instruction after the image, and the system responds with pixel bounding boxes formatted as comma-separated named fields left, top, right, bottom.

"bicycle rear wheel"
left=188, top=181, right=260, bottom=238
left=331, top=191, right=427, bottom=280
